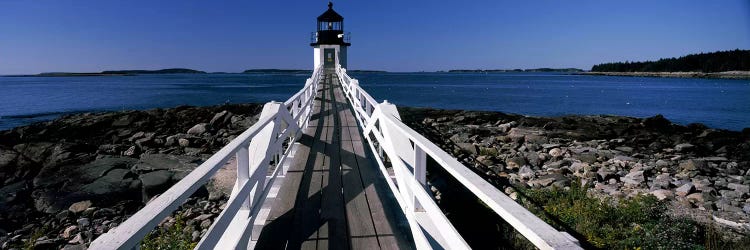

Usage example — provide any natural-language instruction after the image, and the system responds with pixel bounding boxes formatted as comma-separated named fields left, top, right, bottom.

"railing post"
left=235, top=145, right=250, bottom=210
left=292, top=99, right=300, bottom=119
left=414, top=145, right=426, bottom=212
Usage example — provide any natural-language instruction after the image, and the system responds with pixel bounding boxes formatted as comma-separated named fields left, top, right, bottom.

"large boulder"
left=31, top=156, right=139, bottom=213
left=132, top=154, right=201, bottom=173
left=139, top=170, right=174, bottom=201
left=187, top=123, right=208, bottom=136
left=210, top=111, right=233, bottom=128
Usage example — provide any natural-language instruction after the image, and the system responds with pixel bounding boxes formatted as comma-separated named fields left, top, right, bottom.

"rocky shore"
left=578, top=71, right=750, bottom=79
left=398, top=107, right=750, bottom=240
left=2, top=103, right=749, bottom=249
left=0, top=104, right=262, bottom=249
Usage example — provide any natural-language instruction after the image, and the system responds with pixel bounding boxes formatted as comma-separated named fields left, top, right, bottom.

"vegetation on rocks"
left=520, top=180, right=701, bottom=249
left=141, top=216, right=196, bottom=250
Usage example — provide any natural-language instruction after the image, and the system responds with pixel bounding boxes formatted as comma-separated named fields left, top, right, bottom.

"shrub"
left=518, top=180, right=703, bottom=249
left=141, top=215, right=196, bottom=250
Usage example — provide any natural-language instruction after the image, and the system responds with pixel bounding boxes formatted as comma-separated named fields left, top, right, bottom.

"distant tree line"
left=448, top=68, right=583, bottom=73
left=591, top=49, right=750, bottom=72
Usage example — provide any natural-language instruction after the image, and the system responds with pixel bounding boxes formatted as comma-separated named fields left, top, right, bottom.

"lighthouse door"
left=323, top=48, right=335, bottom=68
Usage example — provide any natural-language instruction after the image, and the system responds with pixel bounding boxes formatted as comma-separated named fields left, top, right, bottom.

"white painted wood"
left=90, top=65, right=324, bottom=250
left=413, top=145, right=426, bottom=212
left=236, top=147, right=251, bottom=210
left=93, top=62, right=580, bottom=250
left=336, top=64, right=582, bottom=250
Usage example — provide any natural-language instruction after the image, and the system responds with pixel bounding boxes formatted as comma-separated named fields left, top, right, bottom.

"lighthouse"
left=311, top=2, right=350, bottom=69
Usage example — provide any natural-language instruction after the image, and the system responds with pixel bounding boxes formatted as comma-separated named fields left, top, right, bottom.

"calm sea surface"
left=1, top=72, right=748, bottom=131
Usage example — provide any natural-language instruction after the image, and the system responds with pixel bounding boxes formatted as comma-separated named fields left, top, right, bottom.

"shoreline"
left=577, top=71, right=750, bottom=79
left=397, top=106, right=750, bottom=246
left=0, top=104, right=748, bottom=248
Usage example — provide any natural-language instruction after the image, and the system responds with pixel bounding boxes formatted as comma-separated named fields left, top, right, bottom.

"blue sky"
left=1, top=0, right=748, bottom=74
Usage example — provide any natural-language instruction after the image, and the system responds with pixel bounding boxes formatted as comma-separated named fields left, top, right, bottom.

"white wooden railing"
left=335, top=65, right=582, bottom=250
left=90, top=65, right=325, bottom=249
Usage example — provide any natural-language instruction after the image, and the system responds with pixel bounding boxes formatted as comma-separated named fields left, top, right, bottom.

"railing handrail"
left=335, top=64, right=582, bottom=250
left=90, top=65, right=324, bottom=249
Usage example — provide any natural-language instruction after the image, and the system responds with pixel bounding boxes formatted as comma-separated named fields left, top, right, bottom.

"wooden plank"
left=341, top=138, right=380, bottom=249
left=256, top=83, right=327, bottom=248
left=340, top=125, right=352, bottom=142
left=352, top=133, right=413, bottom=249
left=320, top=80, right=349, bottom=249
left=287, top=81, right=329, bottom=249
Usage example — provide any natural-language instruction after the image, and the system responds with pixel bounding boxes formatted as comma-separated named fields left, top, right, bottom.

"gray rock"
left=0, top=148, right=18, bottom=169
left=505, top=157, right=526, bottom=170
left=524, top=152, right=540, bottom=167
left=56, top=210, right=71, bottom=220
left=622, top=171, right=645, bottom=186
left=615, top=146, right=633, bottom=153
left=32, top=157, right=138, bottom=213
left=62, top=244, right=87, bottom=250
left=575, top=152, right=598, bottom=164
left=455, top=143, right=477, bottom=154
left=528, top=174, right=564, bottom=188
left=676, top=183, right=695, bottom=197
left=13, top=142, right=55, bottom=163
left=498, top=121, right=516, bottom=133
left=140, top=170, right=173, bottom=191
left=123, top=145, right=138, bottom=156
left=200, top=219, right=212, bottom=229
left=654, top=159, right=671, bottom=168
left=450, top=133, right=471, bottom=143
left=68, top=233, right=83, bottom=244
left=192, top=230, right=201, bottom=242
left=687, top=192, right=716, bottom=205
left=727, top=183, right=749, bottom=194
left=650, top=189, right=673, bottom=200
left=68, top=200, right=92, bottom=213
left=187, top=123, right=208, bottom=135
left=133, top=154, right=200, bottom=172
left=651, top=173, right=671, bottom=189
left=93, top=207, right=116, bottom=218
left=77, top=218, right=90, bottom=227
left=743, top=204, right=750, bottom=214
left=80, top=168, right=138, bottom=195
left=548, top=148, right=563, bottom=158
left=596, top=168, right=616, bottom=181
left=675, top=143, right=695, bottom=152
left=680, top=159, right=706, bottom=172
left=178, top=138, right=191, bottom=147
left=208, top=191, right=224, bottom=201
left=518, top=166, right=534, bottom=179
left=692, top=178, right=712, bottom=191
left=719, top=190, right=741, bottom=199
left=62, top=225, right=78, bottom=239
left=193, top=214, right=214, bottom=221
left=210, top=110, right=233, bottom=127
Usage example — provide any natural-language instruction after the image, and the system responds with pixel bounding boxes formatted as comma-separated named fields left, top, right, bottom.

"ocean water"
left=1, top=72, right=748, bottom=131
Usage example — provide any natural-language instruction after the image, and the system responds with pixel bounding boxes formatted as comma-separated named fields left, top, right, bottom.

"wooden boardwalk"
left=255, top=70, right=414, bottom=249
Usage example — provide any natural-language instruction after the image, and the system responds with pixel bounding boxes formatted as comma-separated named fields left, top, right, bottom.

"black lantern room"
left=311, top=2, right=351, bottom=46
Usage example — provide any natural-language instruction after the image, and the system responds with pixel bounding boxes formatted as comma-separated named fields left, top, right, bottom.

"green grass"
left=516, top=180, right=749, bottom=249
left=23, top=225, right=48, bottom=250
left=141, top=215, right=196, bottom=250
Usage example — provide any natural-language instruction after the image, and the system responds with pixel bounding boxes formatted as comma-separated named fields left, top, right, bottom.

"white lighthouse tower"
left=311, top=2, right=350, bottom=69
